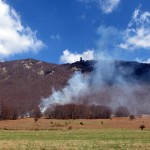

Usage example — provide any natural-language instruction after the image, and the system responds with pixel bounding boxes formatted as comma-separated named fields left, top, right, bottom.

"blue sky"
left=0, top=0, right=150, bottom=63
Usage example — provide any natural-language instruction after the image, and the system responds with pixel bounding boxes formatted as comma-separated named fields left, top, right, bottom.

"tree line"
left=0, top=101, right=130, bottom=120
left=44, top=104, right=112, bottom=119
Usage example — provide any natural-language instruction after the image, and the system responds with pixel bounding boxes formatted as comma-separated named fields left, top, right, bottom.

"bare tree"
left=31, top=106, right=42, bottom=122
left=44, top=103, right=112, bottom=119
left=114, top=106, right=129, bottom=117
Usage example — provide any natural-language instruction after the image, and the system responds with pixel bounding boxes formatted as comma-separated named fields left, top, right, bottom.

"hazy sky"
left=1, top=0, right=150, bottom=63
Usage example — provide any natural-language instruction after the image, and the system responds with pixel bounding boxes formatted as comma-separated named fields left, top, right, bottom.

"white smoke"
left=40, top=8, right=150, bottom=114
left=41, top=72, right=90, bottom=112
left=40, top=58, right=150, bottom=115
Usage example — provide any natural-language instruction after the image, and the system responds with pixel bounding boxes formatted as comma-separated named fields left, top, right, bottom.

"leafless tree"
left=114, top=106, right=129, bottom=117
left=31, top=106, right=42, bottom=122
left=44, top=103, right=112, bottom=119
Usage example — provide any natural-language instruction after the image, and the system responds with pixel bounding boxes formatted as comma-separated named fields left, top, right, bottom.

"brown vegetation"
left=31, top=106, right=42, bottom=122
left=44, top=104, right=112, bottom=119
left=129, top=115, right=135, bottom=121
left=0, top=102, right=18, bottom=120
left=0, top=117, right=149, bottom=130
left=1, top=58, right=150, bottom=120
left=0, top=59, right=73, bottom=117
left=139, top=124, right=145, bottom=130
left=114, top=106, right=129, bottom=117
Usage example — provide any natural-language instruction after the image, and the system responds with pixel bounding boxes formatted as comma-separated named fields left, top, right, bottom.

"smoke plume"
left=41, top=72, right=90, bottom=112
left=41, top=59, right=150, bottom=115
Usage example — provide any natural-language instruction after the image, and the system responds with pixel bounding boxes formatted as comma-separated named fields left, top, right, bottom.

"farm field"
left=0, top=117, right=149, bottom=149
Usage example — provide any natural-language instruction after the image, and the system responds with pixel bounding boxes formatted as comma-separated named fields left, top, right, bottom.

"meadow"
left=0, top=117, right=149, bottom=149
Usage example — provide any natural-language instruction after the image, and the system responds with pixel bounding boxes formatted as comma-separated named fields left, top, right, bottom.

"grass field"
left=0, top=117, right=149, bottom=149
left=0, top=129, right=150, bottom=149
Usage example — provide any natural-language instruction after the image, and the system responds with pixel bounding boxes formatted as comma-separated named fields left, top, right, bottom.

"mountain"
left=0, top=59, right=73, bottom=115
left=0, top=58, right=150, bottom=116
left=71, top=59, right=150, bottom=83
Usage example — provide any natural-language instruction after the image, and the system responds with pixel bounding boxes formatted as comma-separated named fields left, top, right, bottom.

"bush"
left=68, top=126, right=72, bottom=130
left=129, top=115, right=135, bottom=121
left=139, top=124, right=145, bottom=131
left=80, top=122, right=84, bottom=125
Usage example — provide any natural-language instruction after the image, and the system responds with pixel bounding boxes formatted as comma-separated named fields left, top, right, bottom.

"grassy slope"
left=0, top=129, right=149, bottom=149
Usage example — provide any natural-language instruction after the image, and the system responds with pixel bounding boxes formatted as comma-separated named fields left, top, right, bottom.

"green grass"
left=0, top=129, right=149, bottom=149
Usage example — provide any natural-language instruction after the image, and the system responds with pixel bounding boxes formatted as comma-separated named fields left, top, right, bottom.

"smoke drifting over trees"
left=41, top=60, right=150, bottom=115
left=0, top=58, right=150, bottom=120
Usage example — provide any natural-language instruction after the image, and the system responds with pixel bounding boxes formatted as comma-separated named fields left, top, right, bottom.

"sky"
left=0, top=0, right=150, bottom=64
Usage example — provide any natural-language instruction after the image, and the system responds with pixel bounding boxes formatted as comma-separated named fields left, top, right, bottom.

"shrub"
left=68, top=126, right=72, bottom=130
left=80, top=122, right=84, bottom=125
left=129, top=115, right=135, bottom=121
left=139, top=124, right=145, bottom=131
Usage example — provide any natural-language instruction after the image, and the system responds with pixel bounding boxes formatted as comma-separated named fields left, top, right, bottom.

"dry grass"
left=0, top=117, right=149, bottom=130
left=0, top=129, right=149, bottom=150
left=0, top=140, right=149, bottom=150
left=0, top=118, right=149, bottom=149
